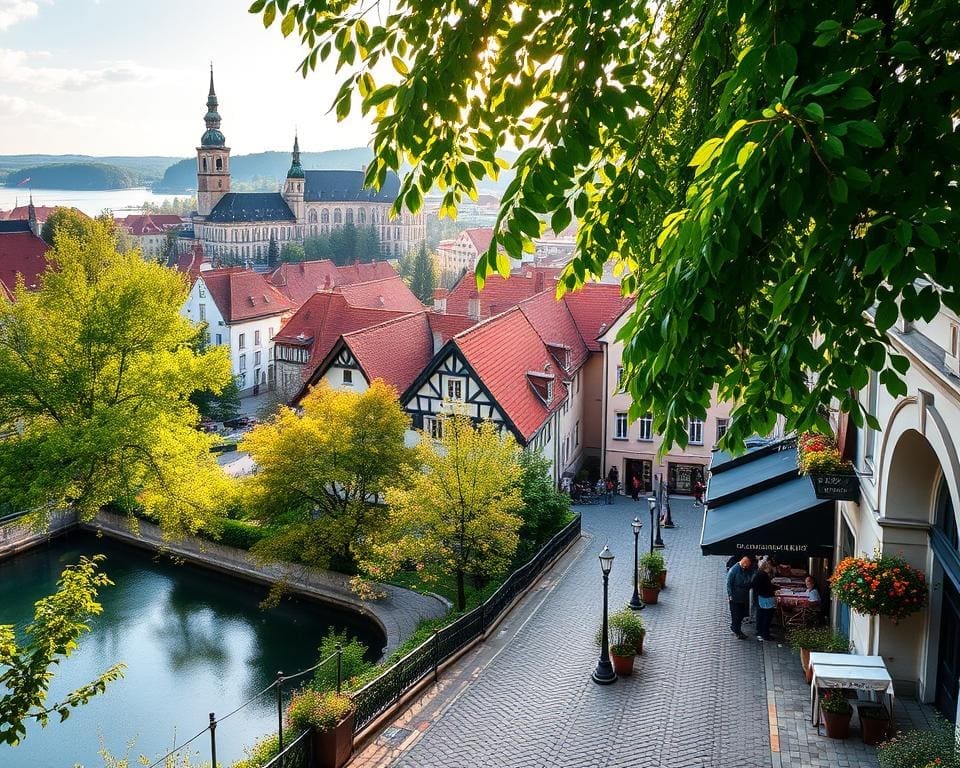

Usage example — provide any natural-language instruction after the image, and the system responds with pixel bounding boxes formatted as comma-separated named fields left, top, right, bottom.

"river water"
left=0, top=531, right=384, bottom=768
left=0, top=188, right=188, bottom=218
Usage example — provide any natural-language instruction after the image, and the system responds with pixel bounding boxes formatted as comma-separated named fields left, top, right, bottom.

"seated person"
left=804, top=576, right=822, bottom=604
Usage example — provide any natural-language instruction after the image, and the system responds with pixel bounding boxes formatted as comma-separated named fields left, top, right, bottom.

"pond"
left=0, top=531, right=385, bottom=768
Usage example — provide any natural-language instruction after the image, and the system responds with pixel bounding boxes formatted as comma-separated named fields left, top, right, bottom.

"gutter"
left=600, top=340, right=608, bottom=476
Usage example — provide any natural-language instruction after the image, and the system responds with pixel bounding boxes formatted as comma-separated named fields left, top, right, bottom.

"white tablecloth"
left=809, top=656, right=894, bottom=726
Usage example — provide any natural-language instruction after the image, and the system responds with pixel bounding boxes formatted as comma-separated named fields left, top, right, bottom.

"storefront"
left=669, top=461, right=705, bottom=495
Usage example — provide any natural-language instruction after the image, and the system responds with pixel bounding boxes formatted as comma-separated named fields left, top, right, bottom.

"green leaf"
left=846, top=120, right=884, bottom=148
left=828, top=177, right=848, bottom=203
left=812, top=82, right=843, bottom=97
left=813, top=31, right=839, bottom=48
left=839, top=86, right=875, bottom=111
left=689, top=137, right=723, bottom=168
left=917, top=224, right=940, bottom=247
left=391, top=56, right=409, bottom=76
left=281, top=8, right=296, bottom=37
left=779, top=179, right=802, bottom=218
left=248, top=0, right=267, bottom=12
left=821, top=134, right=845, bottom=159
left=852, top=18, right=883, bottom=34
left=874, top=300, right=898, bottom=332
left=815, top=20, right=842, bottom=33
left=804, top=103, right=824, bottom=122
left=551, top=207, right=572, bottom=235
left=736, top=141, right=758, bottom=168
left=263, top=2, right=276, bottom=27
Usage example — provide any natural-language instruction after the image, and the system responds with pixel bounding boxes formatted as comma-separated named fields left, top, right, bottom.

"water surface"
left=0, top=531, right=383, bottom=768
left=0, top=188, right=186, bottom=217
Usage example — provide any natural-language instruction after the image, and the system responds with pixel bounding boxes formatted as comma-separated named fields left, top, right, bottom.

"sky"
left=0, top=0, right=375, bottom=157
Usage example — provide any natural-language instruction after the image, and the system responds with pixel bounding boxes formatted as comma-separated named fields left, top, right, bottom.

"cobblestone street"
left=352, top=496, right=935, bottom=768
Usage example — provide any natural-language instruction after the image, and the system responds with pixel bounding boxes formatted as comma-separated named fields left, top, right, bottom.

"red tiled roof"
left=119, top=214, right=184, bottom=236
left=335, top=276, right=424, bottom=313
left=343, top=313, right=436, bottom=394
left=455, top=308, right=568, bottom=441
left=516, top=291, right=590, bottom=372
left=200, top=268, right=297, bottom=323
left=173, top=242, right=208, bottom=287
left=0, top=230, right=51, bottom=299
left=464, top=228, right=495, bottom=254
left=267, top=259, right=398, bottom=306
left=426, top=312, right=477, bottom=342
left=0, top=204, right=78, bottom=222
left=444, top=268, right=553, bottom=318
left=562, top=284, right=634, bottom=351
left=276, top=291, right=409, bottom=367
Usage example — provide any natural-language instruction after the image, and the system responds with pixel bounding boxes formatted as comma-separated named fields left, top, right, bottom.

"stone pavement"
left=350, top=496, right=936, bottom=768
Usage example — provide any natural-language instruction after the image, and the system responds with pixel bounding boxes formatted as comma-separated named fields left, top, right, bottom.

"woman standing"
left=752, top=561, right=778, bottom=641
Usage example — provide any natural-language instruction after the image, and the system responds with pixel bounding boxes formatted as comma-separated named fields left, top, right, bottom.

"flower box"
left=810, top=472, right=860, bottom=501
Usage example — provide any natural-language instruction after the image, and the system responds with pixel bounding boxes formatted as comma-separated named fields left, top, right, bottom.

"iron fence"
left=351, top=513, right=581, bottom=732
left=260, top=729, right=310, bottom=768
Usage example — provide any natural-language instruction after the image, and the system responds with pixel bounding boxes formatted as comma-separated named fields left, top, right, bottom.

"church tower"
left=27, top=193, right=38, bottom=237
left=196, top=66, right=231, bottom=217
left=282, top=133, right=305, bottom=222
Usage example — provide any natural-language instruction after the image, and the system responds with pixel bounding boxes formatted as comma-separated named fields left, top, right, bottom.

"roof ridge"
left=341, top=310, right=426, bottom=337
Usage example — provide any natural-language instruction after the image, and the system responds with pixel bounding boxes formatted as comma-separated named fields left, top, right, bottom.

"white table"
left=809, top=655, right=894, bottom=728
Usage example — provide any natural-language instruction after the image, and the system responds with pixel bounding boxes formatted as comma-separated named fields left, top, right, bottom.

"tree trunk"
left=456, top=569, right=466, bottom=612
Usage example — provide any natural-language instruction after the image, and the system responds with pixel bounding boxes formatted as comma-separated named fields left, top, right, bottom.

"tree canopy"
left=399, top=243, right=438, bottom=303
left=365, top=413, right=524, bottom=610
left=256, top=0, right=960, bottom=450
left=0, top=218, right=233, bottom=534
left=239, top=380, right=415, bottom=570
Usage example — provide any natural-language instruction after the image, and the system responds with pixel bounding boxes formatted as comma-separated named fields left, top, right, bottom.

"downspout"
left=600, top=342, right=608, bottom=478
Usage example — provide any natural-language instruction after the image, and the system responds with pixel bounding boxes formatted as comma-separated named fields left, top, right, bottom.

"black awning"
left=707, top=448, right=800, bottom=506
left=700, top=476, right=835, bottom=557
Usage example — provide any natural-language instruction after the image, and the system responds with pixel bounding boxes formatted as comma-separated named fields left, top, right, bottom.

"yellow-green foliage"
left=367, top=413, right=524, bottom=610
left=0, top=218, right=232, bottom=536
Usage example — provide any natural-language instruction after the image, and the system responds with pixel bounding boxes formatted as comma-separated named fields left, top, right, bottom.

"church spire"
left=287, top=132, right=305, bottom=179
left=201, top=64, right=225, bottom=147
left=27, top=192, right=38, bottom=236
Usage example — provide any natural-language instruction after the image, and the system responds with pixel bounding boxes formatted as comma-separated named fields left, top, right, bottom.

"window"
left=334, top=208, right=342, bottom=224
left=239, top=354, right=247, bottom=372
left=238, top=333, right=246, bottom=350
left=424, top=415, right=443, bottom=439
left=239, top=372, right=246, bottom=389
left=546, top=380, right=554, bottom=403
left=952, top=324, right=959, bottom=358
left=616, top=365, right=624, bottom=390
left=215, top=157, right=223, bottom=171
left=615, top=412, right=628, bottom=439
left=638, top=413, right=653, bottom=441
left=199, top=303, right=206, bottom=322
left=865, top=371, right=879, bottom=467
left=688, top=418, right=704, bottom=445
left=343, top=369, right=354, bottom=386
left=447, top=378, right=463, bottom=401
left=716, top=418, right=730, bottom=441
left=255, top=351, right=261, bottom=366
left=215, top=333, right=222, bottom=345
left=255, top=330, right=261, bottom=346
left=199, top=287, right=206, bottom=298
left=575, top=420, right=580, bottom=447
left=254, top=367, right=260, bottom=385
left=576, top=372, right=580, bottom=394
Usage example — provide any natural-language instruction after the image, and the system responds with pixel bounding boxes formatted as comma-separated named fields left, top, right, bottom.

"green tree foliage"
left=365, top=413, right=524, bottom=610
left=140, top=196, right=197, bottom=216
left=240, top=380, right=415, bottom=570
left=257, top=0, right=960, bottom=451
left=514, top=452, right=572, bottom=564
left=312, top=630, right=371, bottom=693
left=267, top=235, right=280, bottom=269
left=40, top=206, right=93, bottom=246
left=280, top=241, right=305, bottom=263
left=0, top=556, right=125, bottom=746
left=0, top=218, right=233, bottom=535
left=4, top=163, right=144, bottom=191
left=303, top=224, right=382, bottom=265
left=407, top=243, right=437, bottom=304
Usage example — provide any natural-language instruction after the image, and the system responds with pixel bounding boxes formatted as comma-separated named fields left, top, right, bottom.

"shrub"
left=877, top=718, right=959, bottom=768
left=788, top=627, right=849, bottom=653
left=831, top=553, right=928, bottom=622
left=609, top=606, right=645, bottom=647
left=217, top=518, right=265, bottom=550
left=313, top=630, right=373, bottom=694
left=286, top=689, right=354, bottom=731
left=231, top=733, right=280, bottom=768
left=820, top=690, right=852, bottom=715
left=639, top=551, right=665, bottom=577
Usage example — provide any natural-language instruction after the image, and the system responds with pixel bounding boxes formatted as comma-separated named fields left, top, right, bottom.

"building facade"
left=835, top=307, right=960, bottom=716
left=189, top=69, right=425, bottom=265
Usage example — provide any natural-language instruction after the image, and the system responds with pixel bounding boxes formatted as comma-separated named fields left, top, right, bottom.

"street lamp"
left=646, top=496, right=657, bottom=554
left=592, top=545, right=617, bottom=685
left=662, top=493, right=675, bottom=529
left=629, top=517, right=644, bottom=611
left=653, top=487, right=665, bottom=549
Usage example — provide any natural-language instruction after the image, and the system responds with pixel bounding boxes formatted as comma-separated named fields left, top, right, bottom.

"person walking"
left=605, top=478, right=614, bottom=504
left=631, top=475, right=641, bottom=501
left=752, top=560, right=777, bottom=641
left=692, top=479, right=705, bottom=507
left=726, top=556, right=754, bottom=639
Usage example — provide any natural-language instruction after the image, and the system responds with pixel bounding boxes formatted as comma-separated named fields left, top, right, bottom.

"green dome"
left=201, top=128, right=225, bottom=147
left=287, top=164, right=305, bottom=179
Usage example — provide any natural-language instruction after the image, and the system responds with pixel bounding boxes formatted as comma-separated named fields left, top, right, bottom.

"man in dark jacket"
left=726, top=556, right=754, bottom=639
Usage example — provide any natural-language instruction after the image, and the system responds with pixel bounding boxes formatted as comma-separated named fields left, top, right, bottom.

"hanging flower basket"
left=830, top=554, right=928, bottom=622
left=798, top=432, right=859, bottom=501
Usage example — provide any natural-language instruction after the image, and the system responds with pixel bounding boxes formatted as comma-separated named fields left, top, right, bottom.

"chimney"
left=324, top=274, right=332, bottom=290
left=432, top=330, right=444, bottom=354
left=534, top=270, right=545, bottom=293
left=378, top=295, right=385, bottom=307
left=467, top=290, right=481, bottom=321
left=432, top=288, right=447, bottom=313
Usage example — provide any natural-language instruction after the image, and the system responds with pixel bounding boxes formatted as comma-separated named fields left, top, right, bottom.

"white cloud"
left=0, top=48, right=182, bottom=91
left=0, top=93, right=92, bottom=126
left=0, top=1, right=38, bottom=31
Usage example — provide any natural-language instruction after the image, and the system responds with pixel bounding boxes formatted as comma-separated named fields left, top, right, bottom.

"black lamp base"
left=591, top=660, right=617, bottom=685
left=629, top=592, right=644, bottom=610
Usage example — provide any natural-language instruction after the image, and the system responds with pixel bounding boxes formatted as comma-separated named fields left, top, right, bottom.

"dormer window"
left=546, top=342, right=572, bottom=372
left=526, top=370, right=556, bottom=405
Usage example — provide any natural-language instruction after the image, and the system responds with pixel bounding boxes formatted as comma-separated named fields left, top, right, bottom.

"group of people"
left=725, top=555, right=822, bottom=641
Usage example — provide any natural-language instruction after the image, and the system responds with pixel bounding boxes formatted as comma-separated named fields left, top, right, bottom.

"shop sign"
left=811, top=473, right=860, bottom=501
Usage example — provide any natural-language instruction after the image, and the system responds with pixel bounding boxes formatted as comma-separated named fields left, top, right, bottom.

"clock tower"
left=196, top=66, right=231, bottom=217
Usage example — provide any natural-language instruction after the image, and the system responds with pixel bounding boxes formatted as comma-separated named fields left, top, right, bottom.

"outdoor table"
left=809, top=655, right=894, bottom=730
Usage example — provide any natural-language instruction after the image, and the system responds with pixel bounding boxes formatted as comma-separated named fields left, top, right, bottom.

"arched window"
left=358, top=209, right=366, bottom=224
left=215, top=157, right=223, bottom=171
left=201, top=157, right=207, bottom=172
left=345, top=209, right=354, bottom=224
left=308, top=209, right=318, bottom=223
left=321, top=209, right=330, bottom=224
left=333, top=208, right=342, bottom=224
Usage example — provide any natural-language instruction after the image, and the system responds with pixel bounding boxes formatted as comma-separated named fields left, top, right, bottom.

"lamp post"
left=629, top=517, right=644, bottom=611
left=653, top=485, right=665, bottom=549
left=662, top=493, right=675, bottom=529
left=647, top=496, right=657, bottom=554
left=592, top=546, right=617, bottom=685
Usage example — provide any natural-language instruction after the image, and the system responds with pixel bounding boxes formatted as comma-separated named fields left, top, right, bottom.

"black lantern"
left=629, top=517, right=644, bottom=610
left=592, top=546, right=617, bottom=685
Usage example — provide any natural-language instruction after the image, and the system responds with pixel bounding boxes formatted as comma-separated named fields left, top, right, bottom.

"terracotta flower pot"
left=823, top=710, right=852, bottom=739
left=860, top=711, right=890, bottom=745
left=312, top=711, right=355, bottom=768
left=641, top=585, right=660, bottom=605
left=658, top=570, right=667, bottom=588
left=611, top=652, right=635, bottom=676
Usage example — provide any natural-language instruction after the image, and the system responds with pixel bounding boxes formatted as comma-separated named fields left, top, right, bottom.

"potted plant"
left=640, top=575, right=661, bottom=605
left=820, top=690, right=853, bottom=739
left=640, top=551, right=667, bottom=588
left=286, top=688, right=355, bottom=768
left=798, top=432, right=859, bottom=500
left=831, top=553, right=928, bottom=624
left=597, top=607, right=643, bottom=676
left=789, top=627, right=849, bottom=683
left=858, top=704, right=890, bottom=746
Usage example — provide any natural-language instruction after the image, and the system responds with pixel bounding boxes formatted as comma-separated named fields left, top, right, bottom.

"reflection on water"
left=0, top=531, right=383, bottom=768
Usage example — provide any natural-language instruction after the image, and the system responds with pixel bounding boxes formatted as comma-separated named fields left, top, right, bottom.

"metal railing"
left=260, top=729, right=310, bottom=768
left=351, top=513, right=581, bottom=732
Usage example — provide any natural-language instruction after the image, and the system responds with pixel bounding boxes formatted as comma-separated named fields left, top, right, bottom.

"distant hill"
left=0, top=155, right=184, bottom=180
left=2, top=163, right=150, bottom=190
left=155, top=146, right=519, bottom=196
